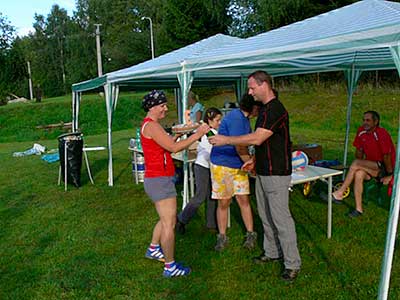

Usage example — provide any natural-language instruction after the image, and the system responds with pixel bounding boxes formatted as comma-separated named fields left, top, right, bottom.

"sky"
left=1, top=0, right=75, bottom=37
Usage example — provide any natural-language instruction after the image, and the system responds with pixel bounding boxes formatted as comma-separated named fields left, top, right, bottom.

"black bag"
left=58, top=132, right=83, bottom=187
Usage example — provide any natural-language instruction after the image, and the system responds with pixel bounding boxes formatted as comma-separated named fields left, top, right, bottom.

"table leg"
left=64, top=142, right=67, bottom=191
left=189, top=162, right=194, bottom=198
left=133, top=150, right=138, bottom=184
left=83, top=150, right=94, bottom=184
left=182, top=162, right=189, bottom=209
left=328, top=176, right=332, bottom=238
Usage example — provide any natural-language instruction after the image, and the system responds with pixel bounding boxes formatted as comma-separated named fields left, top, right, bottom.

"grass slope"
left=0, top=86, right=399, bottom=299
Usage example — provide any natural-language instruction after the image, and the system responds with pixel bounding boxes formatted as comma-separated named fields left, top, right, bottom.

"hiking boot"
left=252, top=254, right=282, bottom=264
left=348, top=209, right=363, bottom=218
left=243, top=231, right=257, bottom=250
left=215, top=234, right=228, bottom=252
left=163, top=262, right=191, bottom=278
left=145, top=246, right=165, bottom=262
left=281, top=268, right=300, bottom=282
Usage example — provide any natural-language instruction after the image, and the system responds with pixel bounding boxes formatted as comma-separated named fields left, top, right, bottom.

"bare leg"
left=217, top=198, right=231, bottom=235
left=154, top=197, right=177, bottom=262
left=354, top=170, right=369, bottom=212
left=151, top=221, right=162, bottom=244
left=235, top=194, right=254, bottom=232
left=333, top=159, right=378, bottom=200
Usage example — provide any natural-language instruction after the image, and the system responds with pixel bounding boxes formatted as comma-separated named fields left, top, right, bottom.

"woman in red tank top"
left=141, top=90, right=209, bottom=277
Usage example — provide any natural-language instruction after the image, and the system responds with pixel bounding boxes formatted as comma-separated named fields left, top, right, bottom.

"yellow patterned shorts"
left=210, top=163, right=250, bottom=199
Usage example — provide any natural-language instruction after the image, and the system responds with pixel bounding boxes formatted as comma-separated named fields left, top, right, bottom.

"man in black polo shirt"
left=209, top=70, right=301, bottom=281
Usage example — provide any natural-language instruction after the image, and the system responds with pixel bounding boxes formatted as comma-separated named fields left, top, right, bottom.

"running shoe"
left=145, top=246, right=165, bottom=262
left=163, top=262, right=191, bottom=278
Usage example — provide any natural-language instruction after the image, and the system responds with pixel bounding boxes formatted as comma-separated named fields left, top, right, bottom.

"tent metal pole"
left=76, top=93, right=81, bottom=131
left=177, top=63, right=193, bottom=209
left=378, top=114, right=400, bottom=300
left=104, top=83, right=114, bottom=186
left=343, top=93, right=352, bottom=172
left=174, top=88, right=182, bottom=124
left=378, top=45, right=400, bottom=300
left=343, top=67, right=361, bottom=175
left=235, top=79, right=241, bottom=102
left=72, top=92, right=76, bottom=132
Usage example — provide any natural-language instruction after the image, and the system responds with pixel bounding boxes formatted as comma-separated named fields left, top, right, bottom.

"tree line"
left=0, top=0, right=388, bottom=102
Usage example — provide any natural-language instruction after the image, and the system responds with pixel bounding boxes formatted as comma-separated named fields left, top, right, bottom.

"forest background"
left=1, top=0, right=400, bottom=104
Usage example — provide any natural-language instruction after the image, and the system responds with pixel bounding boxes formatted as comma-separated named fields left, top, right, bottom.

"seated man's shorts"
left=376, top=161, right=390, bottom=179
left=144, top=176, right=177, bottom=202
left=210, top=163, right=250, bottom=199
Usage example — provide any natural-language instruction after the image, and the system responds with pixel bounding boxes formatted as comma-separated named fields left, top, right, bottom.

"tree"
left=227, top=0, right=261, bottom=37
left=0, top=13, right=15, bottom=52
left=27, top=5, right=73, bottom=97
left=0, top=13, right=20, bottom=102
left=256, top=0, right=357, bottom=32
left=158, top=0, right=231, bottom=53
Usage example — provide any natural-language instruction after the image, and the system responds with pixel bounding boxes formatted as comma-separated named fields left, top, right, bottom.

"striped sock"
left=164, top=261, right=176, bottom=270
left=149, top=243, right=160, bottom=250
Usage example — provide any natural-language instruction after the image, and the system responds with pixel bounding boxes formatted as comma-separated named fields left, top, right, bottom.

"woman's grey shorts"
left=144, top=176, right=177, bottom=202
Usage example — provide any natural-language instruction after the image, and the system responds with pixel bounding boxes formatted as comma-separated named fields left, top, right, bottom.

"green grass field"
left=0, top=86, right=399, bottom=299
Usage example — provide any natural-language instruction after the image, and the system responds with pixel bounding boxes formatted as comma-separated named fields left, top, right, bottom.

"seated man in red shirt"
left=333, top=111, right=395, bottom=217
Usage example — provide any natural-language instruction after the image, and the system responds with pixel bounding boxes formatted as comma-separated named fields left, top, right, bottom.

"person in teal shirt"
left=188, top=91, right=204, bottom=123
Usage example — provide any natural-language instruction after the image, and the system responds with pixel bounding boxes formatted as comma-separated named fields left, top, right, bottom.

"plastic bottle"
left=136, top=128, right=142, bottom=150
left=206, top=130, right=215, bottom=137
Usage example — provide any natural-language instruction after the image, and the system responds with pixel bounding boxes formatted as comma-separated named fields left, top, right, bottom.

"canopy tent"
left=71, top=1, right=400, bottom=297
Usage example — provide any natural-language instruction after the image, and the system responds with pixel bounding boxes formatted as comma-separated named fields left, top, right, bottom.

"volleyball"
left=292, top=151, right=309, bottom=171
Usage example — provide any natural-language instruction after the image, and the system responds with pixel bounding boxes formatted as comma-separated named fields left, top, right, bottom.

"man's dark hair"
left=248, top=70, right=273, bottom=86
left=364, top=110, right=380, bottom=126
left=239, top=94, right=259, bottom=113
left=248, top=70, right=278, bottom=98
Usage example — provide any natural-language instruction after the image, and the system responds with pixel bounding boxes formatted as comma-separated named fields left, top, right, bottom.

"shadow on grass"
left=292, top=197, right=363, bottom=299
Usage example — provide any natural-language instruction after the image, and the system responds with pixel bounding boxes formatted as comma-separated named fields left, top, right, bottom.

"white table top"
left=129, top=147, right=342, bottom=183
left=291, top=165, right=343, bottom=185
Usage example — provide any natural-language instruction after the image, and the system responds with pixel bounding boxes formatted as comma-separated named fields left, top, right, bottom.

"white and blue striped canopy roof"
left=73, top=0, right=400, bottom=91
left=107, top=34, right=242, bottom=86
left=188, top=0, right=400, bottom=77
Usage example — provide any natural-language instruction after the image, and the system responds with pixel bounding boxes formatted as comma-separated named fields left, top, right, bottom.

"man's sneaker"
left=243, top=231, right=257, bottom=250
left=163, top=262, right=191, bottom=278
left=252, top=254, right=282, bottom=264
left=281, top=268, right=300, bottom=282
left=215, top=234, right=228, bottom=252
left=145, top=247, right=165, bottom=262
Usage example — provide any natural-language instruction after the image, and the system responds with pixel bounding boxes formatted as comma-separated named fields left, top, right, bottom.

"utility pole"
left=27, top=61, right=33, bottom=100
left=141, top=17, right=154, bottom=59
left=95, top=24, right=103, bottom=76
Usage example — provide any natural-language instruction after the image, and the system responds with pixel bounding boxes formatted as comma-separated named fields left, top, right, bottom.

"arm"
left=209, top=127, right=273, bottom=146
left=382, top=153, right=393, bottom=174
left=144, top=122, right=209, bottom=153
left=195, top=111, right=202, bottom=123
left=235, top=145, right=251, bottom=163
left=241, top=156, right=256, bottom=175
left=380, top=154, right=394, bottom=185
